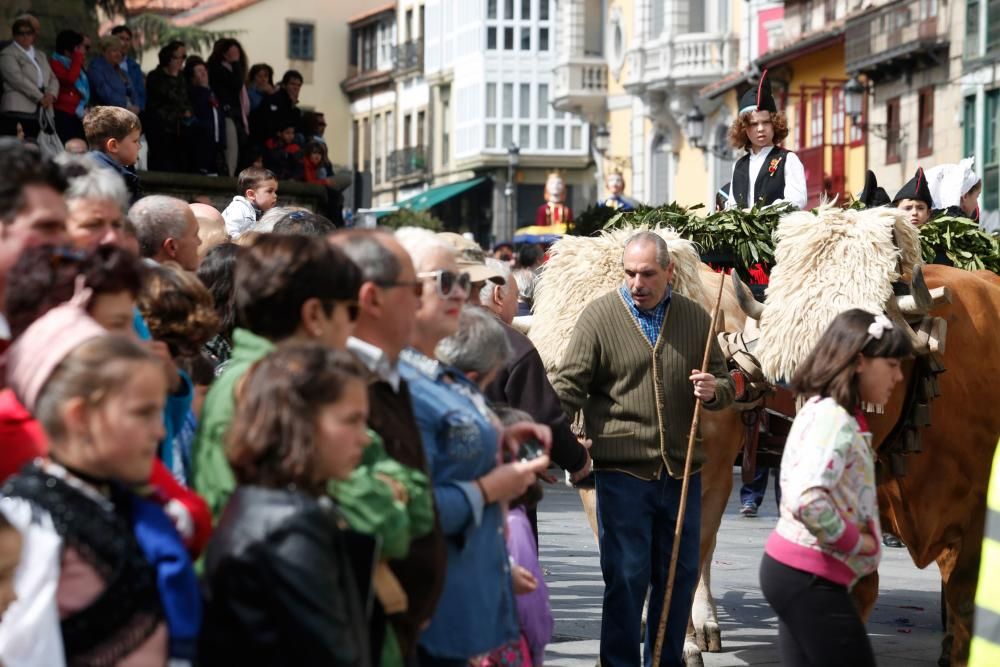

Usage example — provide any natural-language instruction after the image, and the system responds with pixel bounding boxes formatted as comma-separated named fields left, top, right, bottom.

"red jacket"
left=50, top=50, right=86, bottom=117
left=0, top=388, right=212, bottom=557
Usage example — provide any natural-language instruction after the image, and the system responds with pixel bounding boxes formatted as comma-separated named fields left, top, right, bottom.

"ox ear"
left=731, top=271, right=765, bottom=321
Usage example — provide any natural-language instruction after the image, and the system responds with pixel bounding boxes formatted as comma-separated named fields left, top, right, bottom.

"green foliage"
left=380, top=208, right=444, bottom=232
left=918, top=215, right=1000, bottom=273
left=127, top=13, right=236, bottom=55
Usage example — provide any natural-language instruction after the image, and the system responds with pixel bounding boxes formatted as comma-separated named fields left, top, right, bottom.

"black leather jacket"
left=199, top=486, right=372, bottom=667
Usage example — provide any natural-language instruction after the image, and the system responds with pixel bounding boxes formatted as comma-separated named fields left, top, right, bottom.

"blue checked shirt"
left=620, top=285, right=671, bottom=346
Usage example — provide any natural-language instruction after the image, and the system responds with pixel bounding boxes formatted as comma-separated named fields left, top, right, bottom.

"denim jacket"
left=400, top=349, right=519, bottom=659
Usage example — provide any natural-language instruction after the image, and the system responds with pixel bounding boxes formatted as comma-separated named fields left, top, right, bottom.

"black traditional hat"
left=858, top=170, right=890, bottom=208
left=739, top=69, right=778, bottom=116
left=892, top=167, right=933, bottom=206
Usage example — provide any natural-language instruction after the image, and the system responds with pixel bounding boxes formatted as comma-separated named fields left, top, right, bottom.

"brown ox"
left=527, top=229, right=747, bottom=665
left=729, top=205, right=1000, bottom=666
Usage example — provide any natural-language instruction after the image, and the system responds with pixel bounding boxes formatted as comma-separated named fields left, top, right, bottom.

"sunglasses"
left=417, top=270, right=471, bottom=298
left=376, top=280, right=424, bottom=298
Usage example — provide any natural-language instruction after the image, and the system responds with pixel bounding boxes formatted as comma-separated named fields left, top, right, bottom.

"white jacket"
left=0, top=42, right=57, bottom=116
left=221, top=196, right=259, bottom=239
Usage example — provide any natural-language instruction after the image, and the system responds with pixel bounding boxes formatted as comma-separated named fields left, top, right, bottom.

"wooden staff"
left=651, top=270, right=728, bottom=666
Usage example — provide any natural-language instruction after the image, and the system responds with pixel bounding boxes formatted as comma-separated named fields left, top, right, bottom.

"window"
left=504, top=27, right=514, bottom=49
left=964, top=94, right=977, bottom=158
left=650, top=133, right=672, bottom=205
left=519, top=125, right=530, bottom=149
left=488, top=0, right=497, bottom=18
left=521, top=0, right=531, bottom=19
left=486, top=83, right=497, bottom=117
left=486, top=125, right=497, bottom=148
left=824, top=0, right=837, bottom=22
left=989, top=0, right=1000, bottom=55
left=405, top=9, right=413, bottom=41
left=850, top=86, right=867, bottom=146
left=417, top=111, right=425, bottom=148
left=538, top=27, right=549, bottom=50
left=404, top=114, right=412, bottom=148
left=503, top=124, right=513, bottom=147
left=386, top=111, right=394, bottom=156
left=503, top=83, right=514, bottom=117
left=538, top=83, right=549, bottom=117
left=918, top=87, right=935, bottom=157
left=504, top=0, right=514, bottom=19
left=539, top=0, right=549, bottom=20
left=985, top=90, right=1000, bottom=210
left=441, top=87, right=451, bottom=165
left=361, top=117, right=369, bottom=170
left=967, top=0, right=981, bottom=59
left=571, top=126, right=582, bottom=150
left=487, top=27, right=497, bottom=49
left=555, top=126, right=565, bottom=149
left=519, top=83, right=530, bottom=118
left=831, top=87, right=845, bottom=145
left=651, top=0, right=665, bottom=37
left=801, top=0, right=814, bottom=34
left=374, top=114, right=383, bottom=185
left=353, top=119, right=361, bottom=169
left=810, top=93, right=823, bottom=147
left=289, top=23, right=315, bottom=60
left=521, top=27, right=531, bottom=50
left=886, top=97, right=901, bottom=164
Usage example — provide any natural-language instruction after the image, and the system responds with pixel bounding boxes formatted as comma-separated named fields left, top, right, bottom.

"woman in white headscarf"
left=925, top=157, right=982, bottom=221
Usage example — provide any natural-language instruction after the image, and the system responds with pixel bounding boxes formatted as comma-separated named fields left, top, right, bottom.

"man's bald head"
left=190, top=203, right=227, bottom=258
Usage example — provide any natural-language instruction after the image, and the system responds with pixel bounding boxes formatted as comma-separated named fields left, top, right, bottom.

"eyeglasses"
left=376, top=280, right=423, bottom=298
left=15, top=30, right=34, bottom=36
left=339, top=300, right=360, bottom=322
left=417, top=270, right=471, bottom=298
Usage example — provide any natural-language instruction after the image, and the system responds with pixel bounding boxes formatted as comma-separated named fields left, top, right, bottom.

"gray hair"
left=335, top=230, right=401, bottom=284
left=436, top=306, right=513, bottom=376
left=56, top=154, right=128, bottom=211
left=246, top=206, right=305, bottom=234
left=479, top=257, right=513, bottom=303
left=512, top=267, right=537, bottom=305
left=623, top=231, right=672, bottom=269
left=395, top=226, right=453, bottom=272
left=127, top=195, right=190, bottom=259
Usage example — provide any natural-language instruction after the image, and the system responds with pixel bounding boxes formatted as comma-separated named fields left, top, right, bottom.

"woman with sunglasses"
left=395, top=228, right=552, bottom=667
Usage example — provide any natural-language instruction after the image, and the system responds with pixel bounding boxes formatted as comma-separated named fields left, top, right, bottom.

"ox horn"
left=884, top=296, right=929, bottom=355
left=894, top=264, right=953, bottom=318
left=731, top=271, right=765, bottom=321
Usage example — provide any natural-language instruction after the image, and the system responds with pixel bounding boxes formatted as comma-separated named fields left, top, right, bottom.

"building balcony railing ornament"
left=623, top=33, right=739, bottom=94
left=393, top=39, right=424, bottom=75
left=552, top=56, right=608, bottom=122
left=845, top=0, right=949, bottom=78
left=387, top=146, right=427, bottom=181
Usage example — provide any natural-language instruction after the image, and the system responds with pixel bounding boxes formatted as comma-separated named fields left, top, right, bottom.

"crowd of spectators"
left=0, top=15, right=337, bottom=188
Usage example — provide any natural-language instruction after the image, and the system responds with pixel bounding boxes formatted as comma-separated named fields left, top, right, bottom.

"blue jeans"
left=595, top=470, right=702, bottom=667
left=740, top=466, right=781, bottom=508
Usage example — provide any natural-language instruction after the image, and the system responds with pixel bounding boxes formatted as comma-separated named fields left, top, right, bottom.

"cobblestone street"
left=539, top=472, right=944, bottom=666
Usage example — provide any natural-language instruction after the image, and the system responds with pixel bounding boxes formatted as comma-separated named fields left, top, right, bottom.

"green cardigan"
left=552, top=289, right=734, bottom=480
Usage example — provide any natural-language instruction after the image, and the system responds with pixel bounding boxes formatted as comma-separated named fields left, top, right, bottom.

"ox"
left=728, top=204, right=1000, bottom=666
left=527, top=227, right=748, bottom=666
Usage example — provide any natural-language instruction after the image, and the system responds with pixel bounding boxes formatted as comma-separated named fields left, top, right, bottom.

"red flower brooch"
left=768, top=157, right=782, bottom=176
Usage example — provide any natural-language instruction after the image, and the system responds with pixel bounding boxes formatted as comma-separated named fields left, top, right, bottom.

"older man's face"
left=67, top=197, right=125, bottom=249
left=623, top=241, right=673, bottom=311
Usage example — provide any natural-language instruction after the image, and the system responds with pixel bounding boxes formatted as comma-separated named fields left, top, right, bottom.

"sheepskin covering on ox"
left=756, top=204, right=922, bottom=381
left=529, top=226, right=706, bottom=373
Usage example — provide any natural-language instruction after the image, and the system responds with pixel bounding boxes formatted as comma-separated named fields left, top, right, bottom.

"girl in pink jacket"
left=759, top=309, right=913, bottom=666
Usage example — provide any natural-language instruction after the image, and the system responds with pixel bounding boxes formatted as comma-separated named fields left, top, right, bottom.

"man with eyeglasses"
left=331, top=228, right=447, bottom=663
left=436, top=232, right=505, bottom=306
left=0, top=17, right=58, bottom=140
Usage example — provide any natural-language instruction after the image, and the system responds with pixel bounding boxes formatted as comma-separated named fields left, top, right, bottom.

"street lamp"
left=685, top=107, right=705, bottom=148
left=593, top=124, right=611, bottom=157
left=844, top=75, right=865, bottom=122
left=505, top=143, right=520, bottom=242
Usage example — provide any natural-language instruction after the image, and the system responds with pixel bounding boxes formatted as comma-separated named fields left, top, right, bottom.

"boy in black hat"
left=726, top=69, right=808, bottom=210
left=892, top=167, right=933, bottom=227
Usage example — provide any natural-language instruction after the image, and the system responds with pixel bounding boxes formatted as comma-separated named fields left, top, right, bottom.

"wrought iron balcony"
left=624, top=33, right=739, bottom=93
left=552, top=56, right=608, bottom=121
left=387, top=146, right=427, bottom=181
left=393, top=39, right=424, bottom=75
left=845, top=0, right=949, bottom=78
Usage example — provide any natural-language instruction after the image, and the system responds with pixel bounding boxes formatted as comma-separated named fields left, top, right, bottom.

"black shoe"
left=883, top=533, right=904, bottom=548
left=740, top=503, right=758, bottom=517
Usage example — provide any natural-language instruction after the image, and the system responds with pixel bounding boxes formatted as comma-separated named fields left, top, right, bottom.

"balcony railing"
left=845, top=0, right=949, bottom=75
left=625, top=33, right=738, bottom=92
left=393, top=39, right=424, bottom=74
left=387, top=146, right=427, bottom=181
left=552, top=56, right=608, bottom=119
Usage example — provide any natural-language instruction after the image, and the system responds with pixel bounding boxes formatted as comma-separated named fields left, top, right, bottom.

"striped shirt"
left=619, top=286, right=671, bottom=346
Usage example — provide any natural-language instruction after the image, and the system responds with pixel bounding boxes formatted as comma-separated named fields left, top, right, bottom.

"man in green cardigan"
left=552, top=231, right=734, bottom=667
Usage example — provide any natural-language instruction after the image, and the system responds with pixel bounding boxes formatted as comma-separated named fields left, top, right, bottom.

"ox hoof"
left=682, top=646, right=704, bottom=667
left=704, top=622, right=722, bottom=653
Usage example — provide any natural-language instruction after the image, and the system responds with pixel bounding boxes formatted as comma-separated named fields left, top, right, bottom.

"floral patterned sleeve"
left=786, top=403, right=861, bottom=553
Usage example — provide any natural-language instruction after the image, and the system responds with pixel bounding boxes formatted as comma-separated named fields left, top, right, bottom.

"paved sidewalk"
left=539, top=472, right=943, bottom=666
